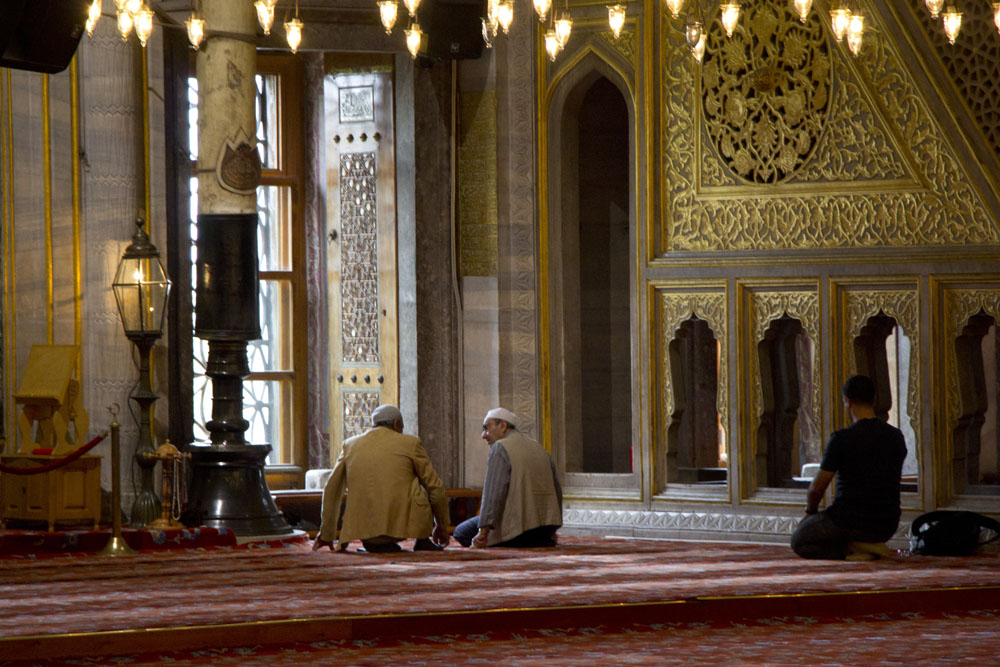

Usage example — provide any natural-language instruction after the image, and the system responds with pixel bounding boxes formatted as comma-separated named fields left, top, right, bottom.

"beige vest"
left=489, top=431, right=563, bottom=545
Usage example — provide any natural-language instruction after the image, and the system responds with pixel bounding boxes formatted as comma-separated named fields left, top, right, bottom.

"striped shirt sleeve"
left=477, top=442, right=511, bottom=528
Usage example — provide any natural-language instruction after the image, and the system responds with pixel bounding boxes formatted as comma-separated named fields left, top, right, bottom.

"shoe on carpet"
left=414, top=538, right=444, bottom=551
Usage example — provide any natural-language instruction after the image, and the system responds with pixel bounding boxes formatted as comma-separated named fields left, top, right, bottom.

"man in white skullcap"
left=313, top=404, right=450, bottom=553
left=453, top=407, right=563, bottom=548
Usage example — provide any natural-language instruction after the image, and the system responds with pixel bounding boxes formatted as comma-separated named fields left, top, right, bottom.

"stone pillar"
left=185, top=0, right=291, bottom=536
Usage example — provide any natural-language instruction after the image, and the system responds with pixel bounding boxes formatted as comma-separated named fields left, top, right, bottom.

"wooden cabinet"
left=1, top=455, right=101, bottom=531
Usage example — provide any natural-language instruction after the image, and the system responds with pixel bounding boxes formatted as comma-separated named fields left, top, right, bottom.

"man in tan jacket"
left=312, top=405, right=450, bottom=553
left=453, top=408, right=562, bottom=548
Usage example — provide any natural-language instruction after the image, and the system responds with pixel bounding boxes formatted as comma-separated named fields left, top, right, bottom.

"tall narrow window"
left=188, top=57, right=305, bottom=468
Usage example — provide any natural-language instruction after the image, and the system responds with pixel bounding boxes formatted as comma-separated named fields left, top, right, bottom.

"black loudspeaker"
left=0, top=0, right=90, bottom=74
left=420, top=0, right=486, bottom=61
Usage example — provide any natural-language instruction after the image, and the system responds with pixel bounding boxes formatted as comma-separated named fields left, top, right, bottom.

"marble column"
left=185, top=0, right=291, bottom=536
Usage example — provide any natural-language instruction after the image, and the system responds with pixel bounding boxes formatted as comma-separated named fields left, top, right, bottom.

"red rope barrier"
left=0, top=431, right=109, bottom=475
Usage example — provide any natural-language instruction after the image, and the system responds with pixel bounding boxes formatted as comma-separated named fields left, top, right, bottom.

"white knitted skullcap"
left=485, top=407, right=517, bottom=427
left=371, top=404, right=402, bottom=425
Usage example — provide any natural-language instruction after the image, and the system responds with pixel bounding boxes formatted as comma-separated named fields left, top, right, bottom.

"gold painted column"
left=186, top=0, right=291, bottom=536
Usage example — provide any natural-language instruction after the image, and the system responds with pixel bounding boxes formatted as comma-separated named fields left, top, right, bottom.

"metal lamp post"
left=112, top=217, right=172, bottom=527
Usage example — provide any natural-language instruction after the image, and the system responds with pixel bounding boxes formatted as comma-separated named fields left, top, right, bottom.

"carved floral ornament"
left=661, top=0, right=999, bottom=252
left=701, top=3, right=830, bottom=184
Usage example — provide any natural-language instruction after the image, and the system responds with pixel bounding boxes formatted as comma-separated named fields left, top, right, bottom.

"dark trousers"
left=453, top=516, right=558, bottom=548
left=790, top=511, right=891, bottom=560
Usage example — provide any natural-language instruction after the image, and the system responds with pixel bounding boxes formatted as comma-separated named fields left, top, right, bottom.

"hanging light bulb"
left=186, top=15, right=205, bottom=49
left=925, top=0, right=945, bottom=19
left=719, top=2, right=740, bottom=38
left=846, top=12, right=864, bottom=55
left=533, top=0, right=552, bottom=22
left=378, top=0, right=398, bottom=34
left=117, top=9, right=134, bottom=42
left=554, top=9, right=573, bottom=47
left=255, top=0, right=276, bottom=35
left=665, top=0, right=687, bottom=20
left=86, top=0, right=102, bottom=37
left=942, top=6, right=962, bottom=44
left=285, top=17, right=303, bottom=52
left=405, top=23, right=423, bottom=58
left=607, top=4, right=626, bottom=39
left=830, top=4, right=851, bottom=42
left=482, top=18, right=495, bottom=47
left=404, top=0, right=422, bottom=18
left=691, top=32, right=706, bottom=62
left=544, top=28, right=561, bottom=60
left=684, top=14, right=703, bottom=49
left=793, top=0, right=812, bottom=23
left=134, top=4, right=154, bottom=47
left=994, top=3, right=1000, bottom=35
left=125, top=0, right=142, bottom=15
left=497, top=0, right=514, bottom=34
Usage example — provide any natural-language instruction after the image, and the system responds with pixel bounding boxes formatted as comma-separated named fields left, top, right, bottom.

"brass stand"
left=98, top=405, right=138, bottom=557
left=146, top=440, right=189, bottom=530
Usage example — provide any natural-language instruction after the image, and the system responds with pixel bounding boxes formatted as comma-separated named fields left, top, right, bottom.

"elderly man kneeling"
left=313, top=405, right=450, bottom=553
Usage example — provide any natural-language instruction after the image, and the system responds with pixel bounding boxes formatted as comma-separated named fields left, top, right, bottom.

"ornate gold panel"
left=836, top=284, right=921, bottom=462
left=659, top=287, right=729, bottom=472
left=458, top=89, right=498, bottom=278
left=909, top=0, right=1000, bottom=159
left=596, top=27, right=638, bottom=68
left=659, top=0, right=999, bottom=252
left=743, top=284, right=821, bottom=490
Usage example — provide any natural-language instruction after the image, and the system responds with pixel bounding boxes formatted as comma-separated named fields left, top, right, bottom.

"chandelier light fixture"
left=404, top=0, right=422, bottom=18
left=255, top=0, right=277, bottom=34
left=405, top=22, right=423, bottom=58
left=793, top=0, right=812, bottom=23
left=498, top=0, right=514, bottom=34
left=554, top=7, right=573, bottom=48
left=925, top=0, right=945, bottom=19
left=719, top=2, right=740, bottom=38
left=378, top=0, right=398, bottom=34
left=607, top=3, right=626, bottom=39
left=846, top=10, right=865, bottom=55
left=941, top=5, right=962, bottom=44
left=995, top=3, right=1000, bottom=34
left=186, top=0, right=206, bottom=50
left=666, top=0, right=687, bottom=20
left=86, top=0, right=103, bottom=36
left=544, top=27, right=560, bottom=60
left=117, top=6, right=135, bottom=42
left=134, top=5, right=155, bottom=47
left=534, top=0, right=552, bottom=23
left=284, top=0, right=304, bottom=53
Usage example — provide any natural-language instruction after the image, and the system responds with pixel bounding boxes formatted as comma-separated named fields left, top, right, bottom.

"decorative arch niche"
left=659, top=290, right=729, bottom=493
left=942, top=286, right=1000, bottom=498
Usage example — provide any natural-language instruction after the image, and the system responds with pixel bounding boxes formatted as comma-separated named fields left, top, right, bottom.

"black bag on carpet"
left=909, top=510, right=1000, bottom=556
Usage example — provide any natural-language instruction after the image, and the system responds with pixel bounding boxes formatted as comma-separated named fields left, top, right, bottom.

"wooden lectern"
left=12, top=345, right=88, bottom=456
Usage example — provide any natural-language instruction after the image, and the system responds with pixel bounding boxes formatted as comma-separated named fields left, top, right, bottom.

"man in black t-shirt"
left=791, top=375, right=907, bottom=560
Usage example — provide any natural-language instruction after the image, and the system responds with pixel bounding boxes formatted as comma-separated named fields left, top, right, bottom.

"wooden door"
left=325, top=69, right=398, bottom=465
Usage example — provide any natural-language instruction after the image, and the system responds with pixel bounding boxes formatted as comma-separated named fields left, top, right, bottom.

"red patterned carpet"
left=2, top=535, right=999, bottom=663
